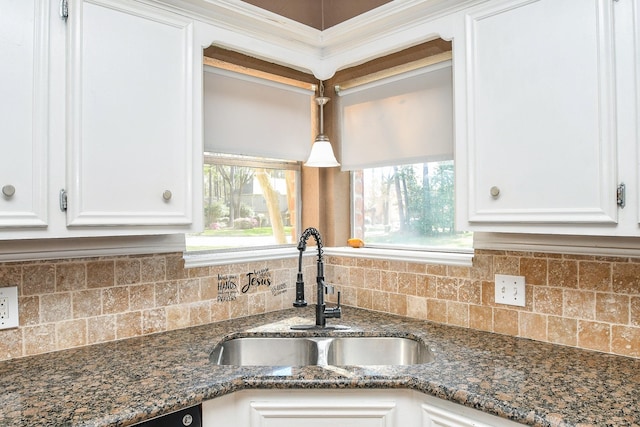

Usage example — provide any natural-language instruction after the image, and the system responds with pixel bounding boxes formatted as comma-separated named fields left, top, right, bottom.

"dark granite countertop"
left=0, top=306, right=638, bottom=426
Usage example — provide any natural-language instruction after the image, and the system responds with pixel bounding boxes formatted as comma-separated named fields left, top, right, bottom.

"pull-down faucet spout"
left=292, top=227, right=342, bottom=329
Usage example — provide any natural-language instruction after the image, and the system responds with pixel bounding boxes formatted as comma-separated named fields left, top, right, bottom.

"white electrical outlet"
left=494, top=274, right=526, bottom=307
left=0, top=286, right=19, bottom=330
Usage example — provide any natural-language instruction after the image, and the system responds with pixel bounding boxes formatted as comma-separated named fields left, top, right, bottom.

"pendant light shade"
left=306, top=136, right=340, bottom=167
left=305, top=82, right=340, bottom=167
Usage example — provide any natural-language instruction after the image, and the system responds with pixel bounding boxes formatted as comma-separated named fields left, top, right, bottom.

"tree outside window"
left=187, top=155, right=299, bottom=252
left=352, top=160, right=471, bottom=250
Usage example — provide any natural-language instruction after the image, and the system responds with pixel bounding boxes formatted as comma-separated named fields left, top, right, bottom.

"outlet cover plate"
left=0, top=286, right=19, bottom=330
left=494, top=274, right=526, bottom=307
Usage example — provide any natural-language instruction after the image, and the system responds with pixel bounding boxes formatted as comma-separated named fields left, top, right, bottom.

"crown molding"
left=140, top=0, right=319, bottom=76
left=317, top=0, right=460, bottom=78
left=151, top=0, right=484, bottom=79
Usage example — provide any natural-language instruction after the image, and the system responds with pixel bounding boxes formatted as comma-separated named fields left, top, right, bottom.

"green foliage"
left=233, top=217, right=257, bottom=229
left=239, top=203, right=254, bottom=219
left=395, top=162, right=455, bottom=237
left=204, top=201, right=229, bottom=226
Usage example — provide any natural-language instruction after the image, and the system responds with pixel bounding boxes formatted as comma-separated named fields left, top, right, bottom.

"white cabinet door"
left=633, top=0, right=640, bottom=229
left=0, top=0, right=49, bottom=228
left=420, top=394, right=525, bottom=427
left=248, top=400, right=397, bottom=427
left=455, top=0, right=619, bottom=230
left=203, top=389, right=404, bottom=427
left=66, top=0, right=196, bottom=227
left=202, top=389, right=527, bottom=427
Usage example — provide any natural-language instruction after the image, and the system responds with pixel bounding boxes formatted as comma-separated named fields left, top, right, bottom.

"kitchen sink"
left=325, top=337, right=433, bottom=365
left=210, top=336, right=434, bottom=366
left=210, top=337, right=319, bottom=366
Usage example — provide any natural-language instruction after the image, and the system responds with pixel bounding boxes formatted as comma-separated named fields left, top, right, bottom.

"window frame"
left=335, top=57, right=473, bottom=265
left=187, top=57, right=316, bottom=265
left=348, top=165, right=473, bottom=267
left=185, top=153, right=302, bottom=258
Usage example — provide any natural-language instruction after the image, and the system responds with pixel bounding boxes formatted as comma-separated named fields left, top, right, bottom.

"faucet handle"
left=323, top=290, right=342, bottom=320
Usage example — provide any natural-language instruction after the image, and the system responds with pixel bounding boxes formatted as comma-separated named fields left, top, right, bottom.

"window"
left=353, top=161, right=471, bottom=251
left=338, top=60, right=472, bottom=252
left=186, top=63, right=313, bottom=254
left=187, top=154, right=300, bottom=252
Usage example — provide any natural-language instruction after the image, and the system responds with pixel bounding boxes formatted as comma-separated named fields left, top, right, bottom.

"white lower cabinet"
left=420, top=396, right=525, bottom=427
left=202, top=389, right=526, bottom=427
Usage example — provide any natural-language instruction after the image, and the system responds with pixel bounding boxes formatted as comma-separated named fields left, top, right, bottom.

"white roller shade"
left=338, top=61, right=453, bottom=170
left=203, top=66, right=313, bottom=161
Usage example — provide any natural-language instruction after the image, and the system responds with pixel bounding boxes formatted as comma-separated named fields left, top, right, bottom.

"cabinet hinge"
left=617, top=183, right=626, bottom=208
left=59, top=189, right=68, bottom=212
left=60, top=0, right=69, bottom=20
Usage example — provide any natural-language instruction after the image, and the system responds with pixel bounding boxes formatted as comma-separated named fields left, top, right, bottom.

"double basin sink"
left=210, top=336, right=434, bottom=367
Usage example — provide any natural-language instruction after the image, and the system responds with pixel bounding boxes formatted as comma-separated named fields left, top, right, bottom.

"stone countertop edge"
left=0, top=306, right=638, bottom=427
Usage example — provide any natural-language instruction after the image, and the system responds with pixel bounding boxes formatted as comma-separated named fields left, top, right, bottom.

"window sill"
left=184, top=246, right=300, bottom=268
left=323, top=246, right=473, bottom=266
left=184, top=246, right=474, bottom=268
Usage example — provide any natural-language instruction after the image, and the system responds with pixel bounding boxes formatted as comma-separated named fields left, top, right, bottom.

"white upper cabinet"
left=0, top=0, right=49, bottom=228
left=2, top=0, right=638, bottom=243
left=454, top=0, right=638, bottom=235
left=0, top=0, right=203, bottom=242
left=65, top=0, right=197, bottom=227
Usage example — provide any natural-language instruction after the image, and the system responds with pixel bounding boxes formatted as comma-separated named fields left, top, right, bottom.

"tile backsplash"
left=325, top=249, right=640, bottom=358
left=1, top=249, right=639, bottom=361
left=0, top=254, right=307, bottom=361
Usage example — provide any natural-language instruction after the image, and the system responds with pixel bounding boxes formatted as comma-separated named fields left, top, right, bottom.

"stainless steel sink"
left=210, top=336, right=434, bottom=366
left=326, top=337, right=433, bottom=365
left=210, top=337, right=318, bottom=366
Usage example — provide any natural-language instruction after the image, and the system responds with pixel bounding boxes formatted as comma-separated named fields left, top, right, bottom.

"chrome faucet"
left=292, top=227, right=342, bottom=329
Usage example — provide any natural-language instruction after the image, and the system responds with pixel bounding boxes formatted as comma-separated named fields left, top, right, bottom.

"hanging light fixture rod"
left=316, top=82, right=330, bottom=141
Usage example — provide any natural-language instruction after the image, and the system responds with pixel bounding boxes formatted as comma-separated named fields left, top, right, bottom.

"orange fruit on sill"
left=347, top=238, right=365, bottom=248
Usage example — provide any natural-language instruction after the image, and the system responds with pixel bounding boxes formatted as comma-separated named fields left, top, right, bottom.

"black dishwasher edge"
left=131, top=404, right=202, bottom=427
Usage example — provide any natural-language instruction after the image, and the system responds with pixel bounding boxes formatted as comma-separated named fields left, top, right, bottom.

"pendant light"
left=305, top=81, right=340, bottom=167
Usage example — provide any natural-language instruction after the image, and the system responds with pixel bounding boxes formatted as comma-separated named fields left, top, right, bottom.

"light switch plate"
left=494, top=274, right=526, bottom=307
left=0, top=286, right=19, bottom=330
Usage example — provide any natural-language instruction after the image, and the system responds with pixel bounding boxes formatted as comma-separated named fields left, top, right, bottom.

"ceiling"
left=240, top=0, right=393, bottom=30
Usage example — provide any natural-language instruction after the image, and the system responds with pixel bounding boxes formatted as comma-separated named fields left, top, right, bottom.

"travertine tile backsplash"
left=0, top=249, right=639, bottom=361
left=0, top=254, right=307, bottom=361
left=325, top=250, right=640, bottom=358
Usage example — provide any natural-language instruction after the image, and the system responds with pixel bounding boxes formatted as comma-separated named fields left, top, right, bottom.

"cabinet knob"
left=162, top=190, right=172, bottom=201
left=490, top=186, right=500, bottom=198
left=2, top=185, right=15, bottom=198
